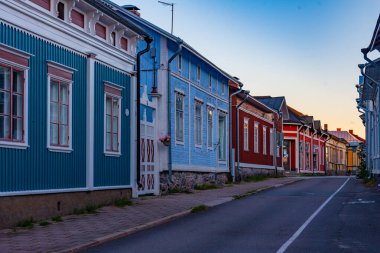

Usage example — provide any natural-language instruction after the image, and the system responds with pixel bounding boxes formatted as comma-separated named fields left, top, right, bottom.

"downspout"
left=136, top=36, right=153, bottom=188
left=229, top=85, right=244, bottom=182
left=235, top=90, right=250, bottom=180
left=312, top=129, right=317, bottom=175
left=296, top=124, right=306, bottom=173
left=272, top=111, right=282, bottom=176
left=167, top=39, right=183, bottom=184
left=323, top=133, right=331, bottom=175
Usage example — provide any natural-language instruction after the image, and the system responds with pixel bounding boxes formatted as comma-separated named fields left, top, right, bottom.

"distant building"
left=324, top=125, right=348, bottom=175
left=328, top=129, right=364, bottom=174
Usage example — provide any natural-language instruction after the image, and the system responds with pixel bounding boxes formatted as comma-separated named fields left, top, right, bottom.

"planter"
left=162, top=140, right=170, bottom=146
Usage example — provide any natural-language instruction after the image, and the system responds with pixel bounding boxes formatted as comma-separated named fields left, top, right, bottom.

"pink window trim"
left=104, top=84, right=122, bottom=97
left=0, top=63, right=25, bottom=143
left=48, top=65, right=73, bottom=81
left=50, top=80, right=70, bottom=148
left=106, top=96, right=119, bottom=152
left=0, top=49, right=29, bottom=67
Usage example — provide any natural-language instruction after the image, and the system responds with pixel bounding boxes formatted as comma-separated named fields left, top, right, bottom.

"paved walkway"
left=0, top=177, right=301, bottom=253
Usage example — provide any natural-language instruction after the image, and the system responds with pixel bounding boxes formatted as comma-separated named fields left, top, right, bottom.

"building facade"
left=231, top=93, right=283, bottom=179
left=325, top=128, right=348, bottom=175
left=118, top=5, right=238, bottom=193
left=0, top=0, right=147, bottom=227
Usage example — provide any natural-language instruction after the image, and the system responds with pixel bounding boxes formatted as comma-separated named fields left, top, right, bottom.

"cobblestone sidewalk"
left=0, top=177, right=301, bottom=253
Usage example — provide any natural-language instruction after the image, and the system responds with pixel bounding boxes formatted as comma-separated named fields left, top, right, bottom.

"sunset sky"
left=113, top=0, right=380, bottom=138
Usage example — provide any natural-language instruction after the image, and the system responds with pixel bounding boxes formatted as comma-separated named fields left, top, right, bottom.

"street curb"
left=59, top=178, right=302, bottom=253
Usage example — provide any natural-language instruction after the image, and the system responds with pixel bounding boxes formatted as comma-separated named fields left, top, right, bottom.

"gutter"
left=235, top=90, right=250, bottom=180
left=229, top=85, right=244, bottom=182
left=167, top=39, right=183, bottom=184
left=136, top=36, right=153, bottom=188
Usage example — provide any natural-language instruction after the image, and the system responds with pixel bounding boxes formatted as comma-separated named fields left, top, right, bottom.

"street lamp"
left=158, top=1, right=174, bottom=34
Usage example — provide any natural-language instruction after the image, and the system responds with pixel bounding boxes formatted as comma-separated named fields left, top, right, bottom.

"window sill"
left=175, top=141, right=185, bottom=146
left=0, top=142, right=29, bottom=150
left=218, top=161, right=227, bottom=164
left=195, top=144, right=202, bottom=149
left=48, top=147, right=73, bottom=153
left=207, top=147, right=213, bottom=151
left=104, top=152, right=122, bottom=157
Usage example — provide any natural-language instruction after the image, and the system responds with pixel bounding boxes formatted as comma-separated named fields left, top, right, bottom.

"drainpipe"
left=312, top=129, right=317, bottom=175
left=229, top=85, right=244, bottom=182
left=235, top=90, right=250, bottom=180
left=296, top=124, right=306, bottom=174
left=322, top=132, right=330, bottom=175
left=136, top=36, right=153, bottom=188
left=167, top=39, right=183, bottom=184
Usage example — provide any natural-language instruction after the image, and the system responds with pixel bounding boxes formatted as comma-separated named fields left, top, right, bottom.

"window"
left=95, top=23, right=107, bottom=40
left=207, top=107, right=213, bottom=149
left=104, top=84, right=122, bottom=154
left=270, top=128, right=274, bottom=155
left=299, top=142, right=304, bottom=169
left=221, top=82, right=225, bottom=95
left=57, top=2, right=65, bottom=20
left=306, top=142, right=310, bottom=169
left=30, top=0, right=50, bottom=11
left=121, top=37, right=128, bottom=51
left=49, top=80, right=70, bottom=147
left=243, top=118, right=249, bottom=151
left=71, top=9, right=85, bottom=28
left=178, top=54, right=182, bottom=71
left=175, top=93, right=184, bottom=142
left=254, top=122, right=259, bottom=153
left=277, top=133, right=281, bottom=157
left=218, top=114, right=226, bottom=161
left=47, top=62, right=73, bottom=151
left=208, top=73, right=212, bottom=89
left=194, top=101, right=202, bottom=146
left=196, top=65, right=201, bottom=81
left=263, top=126, right=267, bottom=155
left=111, top=32, right=116, bottom=47
left=0, top=66, right=24, bottom=143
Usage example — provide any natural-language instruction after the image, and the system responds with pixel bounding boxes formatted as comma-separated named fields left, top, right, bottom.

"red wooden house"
left=230, top=92, right=285, bottom=179
left=283, top=106, right=328, bottom=174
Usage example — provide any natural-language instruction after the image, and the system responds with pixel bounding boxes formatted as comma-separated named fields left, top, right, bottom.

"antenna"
left=158, top=1, right=174, bottom=34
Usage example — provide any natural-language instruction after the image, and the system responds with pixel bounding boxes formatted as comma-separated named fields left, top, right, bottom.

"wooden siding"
left=0, top=23, right=87, bottom=192
left=93, top=62, right=131, bottom=187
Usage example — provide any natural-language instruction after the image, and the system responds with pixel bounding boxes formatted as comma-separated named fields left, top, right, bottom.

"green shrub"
left=191, top=205, right=208, bottom=213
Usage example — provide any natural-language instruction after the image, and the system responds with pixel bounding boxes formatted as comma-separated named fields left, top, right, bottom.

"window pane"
left=60, top=104, right=68, bottom=125
left=50, top=81, right=59, bottom=102
left=12, top=71, right=23, bottom=93
left=106, top=97, right=112, bottom=115
left=60, top=84, right=68, bottom=105
left=0, top=67, right=10, bottom=90
left=106, top=115, right=111, bottom=132
left=50, top=102, right=58, bottom=123
left=12, top=118, right=23, bottom=141
left=218, top=116, right=226, bottom=160
left=112, top=116, right=118, bottom=133
left=50, top=124, right=58, bottom=145
left=0, top=91, right=10, bottom=114
left=106, top=133, right=111, bottom=150
left=60, top=125, right=68, bottom=145
left=12, top=94, right=23, bottom=117
left=113, top=100, right=118, bottom=116
left=112, top=133, right=118, bottom=151
left=0, top=116, right=10, bottom=139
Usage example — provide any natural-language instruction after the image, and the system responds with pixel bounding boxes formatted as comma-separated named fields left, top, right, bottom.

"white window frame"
left=207, top=106, right=213, bottom=149
left=277, top=133, right=280, bottom=157
left=196, top=65, right=201, bottom=82
left=103, top=85, right=122, bottom=156
left=243, top=117, right=249, bottom=151
left=47, top=74, right=73, bottom=152
left=175, top=92, right=185, bottom=144
left=178, top=54, right=182, bottom=72
left=0, top=61, right=29, bottom=149
left=254, top=122, right=259, bottom=153
left=221, top=82, right=225, bottom=95
left=263, top=126, right=267, bottom=155
left=218, top=112, right=227, bottom=162
left=270, top=128, right=273, bottom=156
left=208, top=73, right=212, bottom=89
left=194, top=100, right=203, bottom=147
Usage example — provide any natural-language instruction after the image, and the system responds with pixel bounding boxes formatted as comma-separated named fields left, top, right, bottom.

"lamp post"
left=158, top=1, right=174, bottom=34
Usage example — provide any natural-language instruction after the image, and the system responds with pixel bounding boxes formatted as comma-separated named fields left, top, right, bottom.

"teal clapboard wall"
left=0, top=23, right=87, bottom=192
left=93, top=62, right=131, bottom=187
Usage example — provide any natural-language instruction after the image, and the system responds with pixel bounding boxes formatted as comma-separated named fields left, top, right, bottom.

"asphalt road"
left=84, top=177, right=380, bottom=253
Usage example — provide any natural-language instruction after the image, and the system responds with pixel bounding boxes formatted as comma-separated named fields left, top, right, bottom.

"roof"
left=108, top=1, right=241, bottom=85
left=236, top=93, right=275, bottom=114
left=328, top=130, right=363, bottom=145
left=368, top=14, right=380, bottom=52
left=254, top=96, right=285, bottom=111
left=284, top=106, right=304, bottom=124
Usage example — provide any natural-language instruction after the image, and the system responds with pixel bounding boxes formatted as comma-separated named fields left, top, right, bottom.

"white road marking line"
left=276, top=177, right=351, bottom=253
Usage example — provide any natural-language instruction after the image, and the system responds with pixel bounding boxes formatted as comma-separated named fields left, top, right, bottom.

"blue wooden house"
left=0, top=0, right=148, bottom=227
left=116, top=4, right=241, bottom=193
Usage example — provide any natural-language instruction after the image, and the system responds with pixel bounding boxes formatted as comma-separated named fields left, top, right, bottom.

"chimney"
left=349, top=129, right=353, bottom=134
left=324, top=124, right=328, bottom=131
left=122, top=5, right=141, bottom=17
left=337, top=128, right=341, bottom=132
